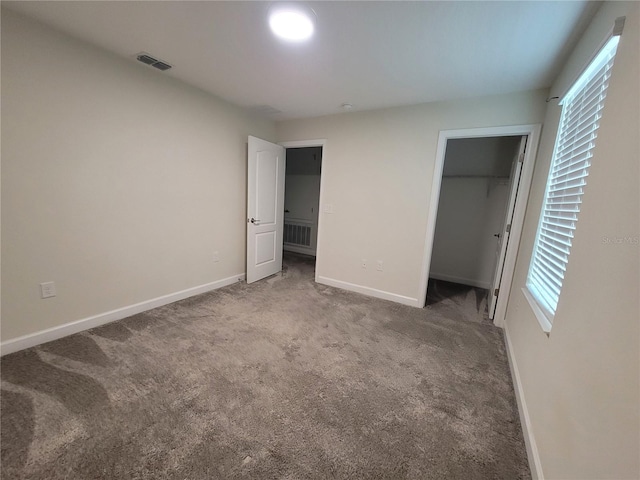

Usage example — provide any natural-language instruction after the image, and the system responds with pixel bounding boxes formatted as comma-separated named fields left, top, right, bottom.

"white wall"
left=430, top=178, right=509, bottom=289
left=503, top=2, right=639, bottom=479
left=1, top=10, right=275, bottom=342
left=284, top=176, right=321, bottom=224
left=277, top=90, right=547, bottom=306
left=440, top=136, right=520, bottom=177
left=284, top=175, right=321, bottom=255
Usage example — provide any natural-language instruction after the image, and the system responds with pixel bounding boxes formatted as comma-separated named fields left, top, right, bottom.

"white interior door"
left=247, top=136, right=285, bottom=284
left=489, top=136, right=527, bottom=318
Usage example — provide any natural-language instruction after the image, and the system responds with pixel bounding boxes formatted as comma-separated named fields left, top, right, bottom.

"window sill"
left=522, top=287, right=552, bottom=335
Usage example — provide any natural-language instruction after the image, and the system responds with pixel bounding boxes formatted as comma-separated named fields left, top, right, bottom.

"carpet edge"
left=0, top=273, right=245, bottom=356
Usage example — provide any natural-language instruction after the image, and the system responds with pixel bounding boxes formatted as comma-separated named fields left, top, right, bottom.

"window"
left=526, top=30, right=622, bottom=331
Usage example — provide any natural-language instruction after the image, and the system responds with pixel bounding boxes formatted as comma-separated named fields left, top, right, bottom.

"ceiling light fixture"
left=341, top=103, right=354, bottom=111
left=269, top=3, right=316, bottom=42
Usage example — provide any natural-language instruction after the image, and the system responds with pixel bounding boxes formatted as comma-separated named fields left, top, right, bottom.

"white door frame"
left=418, top=124, right=541, bottom=328
left=278, top=139, right=327, bottom=283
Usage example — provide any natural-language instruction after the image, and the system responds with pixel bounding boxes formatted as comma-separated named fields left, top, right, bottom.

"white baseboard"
left=316, top=276, right=420, bottom=308
left=0, top=273, right=245, bottom=356
left=284, top=245, right=317, bottom=256
left=504, top=325, right=544, bottom=480
left=429, top=272, right=491, bottom=290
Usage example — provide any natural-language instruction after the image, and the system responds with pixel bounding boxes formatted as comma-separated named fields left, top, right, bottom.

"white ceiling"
left=4, top=1, right=600, bottom=120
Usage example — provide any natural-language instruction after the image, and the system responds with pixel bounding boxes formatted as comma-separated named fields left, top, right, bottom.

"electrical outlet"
left=213, top=251, right=220, bottom=263
left=40, top=281, right=56, bottom=299
left=376, top=261, right=384, bottom=271
left=361, top=259, right=367, bottom=269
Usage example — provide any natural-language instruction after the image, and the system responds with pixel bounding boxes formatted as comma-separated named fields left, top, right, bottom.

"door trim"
left=279, top=139, right=327, bottom=284
left=418, top=124, right=541, bottom=327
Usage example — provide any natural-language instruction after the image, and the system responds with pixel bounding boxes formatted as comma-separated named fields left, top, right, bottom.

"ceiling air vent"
left=153, top=62, right=172, bottom=71
left=136, top=52, right=172, bottom=71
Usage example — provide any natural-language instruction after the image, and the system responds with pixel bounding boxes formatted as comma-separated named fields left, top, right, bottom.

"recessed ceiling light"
left=269, top=3, right=316, bottom=42
left=341, top=103, right=354, bottom=111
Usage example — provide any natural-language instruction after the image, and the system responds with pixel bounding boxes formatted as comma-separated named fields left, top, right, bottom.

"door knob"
left=250, top=218, right=261, bottom=224
left=494, top=233, right=501, bottom=238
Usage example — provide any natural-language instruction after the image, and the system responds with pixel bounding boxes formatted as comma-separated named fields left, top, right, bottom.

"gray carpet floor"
left=1, top=253, right=530, bottom=479
left=426, top=278, right=491, bottom=325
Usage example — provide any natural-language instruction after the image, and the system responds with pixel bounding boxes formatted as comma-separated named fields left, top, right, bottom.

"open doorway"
left=427, top=136, right=523, bottom=322
left=283, top=147, right=322, bottom=258
left=246, top=137, right=326, bottom=284
left=418, top=125, right=541, bottom=327
left=279, top=139, right=327, bottom=277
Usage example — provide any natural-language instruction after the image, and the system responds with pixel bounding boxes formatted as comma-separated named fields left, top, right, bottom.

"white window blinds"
left=526, top=34, right=621, bottom=322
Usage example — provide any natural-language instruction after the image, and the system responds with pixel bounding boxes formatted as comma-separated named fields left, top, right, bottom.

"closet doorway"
left=419, top=125, right=541, bottom=327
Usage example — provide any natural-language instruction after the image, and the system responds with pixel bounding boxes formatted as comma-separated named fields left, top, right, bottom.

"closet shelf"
left=443, top=174, right=510, bottom=179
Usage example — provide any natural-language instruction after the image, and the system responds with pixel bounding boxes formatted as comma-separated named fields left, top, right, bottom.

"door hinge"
left=506, top=223, right=512, bottom=233
left=518, top=152, right=525, bottom=163
left=494, top=288, right=499, bottom=297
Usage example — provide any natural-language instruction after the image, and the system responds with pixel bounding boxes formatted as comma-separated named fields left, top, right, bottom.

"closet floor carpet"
left=426, top=278, right=491, bottom=325
left=1, top=253, right=530, bottom=479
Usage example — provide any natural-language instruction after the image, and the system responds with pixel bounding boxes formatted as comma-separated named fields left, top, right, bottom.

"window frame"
left=524, top=27, right=623, bottom=333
